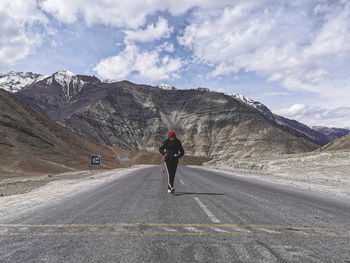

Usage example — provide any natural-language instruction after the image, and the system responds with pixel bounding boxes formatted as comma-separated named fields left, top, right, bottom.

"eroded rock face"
left=15, top=74, right=319, bottom=160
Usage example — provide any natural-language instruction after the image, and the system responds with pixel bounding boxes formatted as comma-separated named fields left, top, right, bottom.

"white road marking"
left=179, top=179, right=185, bottom=185
left=257, top=228, right=281, bottom=234
left=112, top=226, right=128, bottom=232
left=231, top=228, right=252, bottom=233
left=194, top=197, right=220, bottom=223
left=18, top=227, right=29, bottom=232
left=210, top=227, right=229, bottom=233
left=184, top=227, right=203, bottom=233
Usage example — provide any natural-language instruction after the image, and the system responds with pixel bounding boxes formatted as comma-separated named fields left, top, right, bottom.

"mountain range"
left=2, top=71, right=345, bottom=145
left=6, top=70, right=318, bottom=160
left=312, top=126, right=350, bottom=141
left=1, top=70, right=348, bottom=166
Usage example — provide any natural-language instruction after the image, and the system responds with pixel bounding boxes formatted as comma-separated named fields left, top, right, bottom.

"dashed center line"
left=193, top=197, right=220, bottom=223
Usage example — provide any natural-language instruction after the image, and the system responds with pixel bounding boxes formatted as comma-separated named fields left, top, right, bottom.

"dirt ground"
left=0, top=169, right=122, bottom=197
left=205, top=150, right=350, bottom=199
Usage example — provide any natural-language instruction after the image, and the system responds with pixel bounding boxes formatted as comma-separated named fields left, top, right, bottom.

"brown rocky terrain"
left=0, top=89, right=119, bottom=176
left=0, top=89, right=205, bottom=179
left=16, top=71, right=319, bottom=163
left=321, top=132, right=350, bottom=151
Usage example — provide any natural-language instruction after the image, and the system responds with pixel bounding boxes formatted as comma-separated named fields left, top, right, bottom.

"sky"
left=1, top=0, right=350, bottom=128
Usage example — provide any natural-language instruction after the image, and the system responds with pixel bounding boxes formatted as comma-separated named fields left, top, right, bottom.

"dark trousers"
left=165, top=159, right=178, bottom=189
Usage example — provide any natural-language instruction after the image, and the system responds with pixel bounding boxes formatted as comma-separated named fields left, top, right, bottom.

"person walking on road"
left=159, top=131, right=185, bottom=194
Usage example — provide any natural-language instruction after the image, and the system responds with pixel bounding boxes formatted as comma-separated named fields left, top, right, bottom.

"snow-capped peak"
left=56, top=69, right=75, bottom=76
left=49, top=70, right=85, bottom=100
left=229, top=93, right=275, bottom=120
left=230, top=93, right=256, bottom=106
left=52, top=70, right=76, bottom=85
left=0, top=71, right=44, bottom=93
left=158, top=83, right=176, bottom=90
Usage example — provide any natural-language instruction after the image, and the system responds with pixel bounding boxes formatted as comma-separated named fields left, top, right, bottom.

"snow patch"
left=51, top=70, right=86, bottom=100
left=230, top=93, right=259, bottom=108
left=103, top=79, right=118, bottom=83
left=158, top=83, right=176, bottom=90
left=35, top=75, right=50, bottom=82
left=0, top=71, right=43, bottom=93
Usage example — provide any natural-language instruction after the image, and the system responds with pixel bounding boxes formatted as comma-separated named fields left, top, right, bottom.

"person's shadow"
left=174, top=192, right=226, bottom=196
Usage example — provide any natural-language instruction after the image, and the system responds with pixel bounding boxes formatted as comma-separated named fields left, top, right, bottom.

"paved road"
left=0, top=165, right=349, bottom=262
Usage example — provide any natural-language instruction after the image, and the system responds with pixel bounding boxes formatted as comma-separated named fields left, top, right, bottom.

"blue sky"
left=1, top=0, right=350, bottom=127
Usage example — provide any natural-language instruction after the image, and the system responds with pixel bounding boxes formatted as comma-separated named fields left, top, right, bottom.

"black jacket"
left=159, top=138, right=185, bottom=162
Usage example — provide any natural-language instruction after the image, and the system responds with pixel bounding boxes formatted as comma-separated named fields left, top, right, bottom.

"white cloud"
left=93, top=42, right=138, bottom=80
left=275, top=104, right=350, bottom=127
left=177, top=1, right=350, bottom=107
left=40, top=0, right=234, bottom=29
left=156, top=42, right=175, bottom=53
left=93, top=41, right=182, bottom=82
left=0, top=0, right=47, bottom=71
left=124, top=17, right=173, bottom=42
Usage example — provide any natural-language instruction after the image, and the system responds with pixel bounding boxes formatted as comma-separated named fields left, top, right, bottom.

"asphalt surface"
left=0, top=165, right=349, bottom=262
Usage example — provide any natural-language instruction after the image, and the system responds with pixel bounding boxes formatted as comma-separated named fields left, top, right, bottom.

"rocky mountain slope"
left=231, top=94, right=331, bottom=145
left=0, top=89, right=169, bottom=177
left=312, top=126, right=350, bottom=141
left=272, top=115, right=331, bottom=145
left=15, top=71, right=319, bottom=161
left=321, top=132, right=350, bottom=151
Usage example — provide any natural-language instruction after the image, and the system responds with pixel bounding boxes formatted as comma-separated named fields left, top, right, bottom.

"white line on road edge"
left=179, top=180, right=185, bottom=185
left=194, top=197, right=220, bottom=223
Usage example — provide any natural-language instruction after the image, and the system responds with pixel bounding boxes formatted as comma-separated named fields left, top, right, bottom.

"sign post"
left=121, top=156, right=131, bottom=168
left=91, top=155, right=102, bottom=173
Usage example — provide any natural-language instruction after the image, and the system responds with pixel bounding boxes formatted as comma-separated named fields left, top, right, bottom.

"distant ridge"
left=312, top=126, right=350, bottom=141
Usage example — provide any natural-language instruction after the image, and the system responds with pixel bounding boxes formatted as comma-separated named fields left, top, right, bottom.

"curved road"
left=0, top=165, right=349, bottom=262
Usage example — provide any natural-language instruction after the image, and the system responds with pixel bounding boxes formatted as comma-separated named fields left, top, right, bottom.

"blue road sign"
left=91, top=155, right=101, bottom=165
left=121, top=156, right=131, bottom=162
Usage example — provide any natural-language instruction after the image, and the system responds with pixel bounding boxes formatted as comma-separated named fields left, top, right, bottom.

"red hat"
left=168, top=131, right=176, bottom=138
